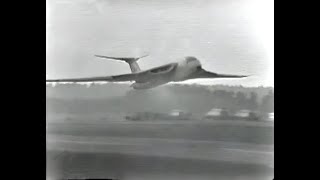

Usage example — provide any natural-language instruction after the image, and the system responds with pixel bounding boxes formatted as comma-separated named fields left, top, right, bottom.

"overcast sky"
left=46, top=0, right=274, bottom=87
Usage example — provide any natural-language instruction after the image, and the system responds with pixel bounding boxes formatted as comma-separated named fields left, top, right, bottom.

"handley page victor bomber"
left=46, top=54, right=248, bottom=89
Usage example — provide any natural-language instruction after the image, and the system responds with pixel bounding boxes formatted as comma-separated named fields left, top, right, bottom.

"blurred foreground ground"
left=47, top=116, right=273, bottom=180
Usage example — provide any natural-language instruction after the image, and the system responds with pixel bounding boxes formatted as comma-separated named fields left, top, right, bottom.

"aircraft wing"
left=191, top=68, right=248, bottom=79
left=46, top=74, right=137, bottom=83
left=46, top=63, right=178, bottom=83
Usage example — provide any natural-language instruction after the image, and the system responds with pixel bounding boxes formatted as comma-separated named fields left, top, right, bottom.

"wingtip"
left=217, top=74, right=250, bottom=78
left=242, top=74, right=253, bottom=78
left=232, top=74, right=251, bottom=78
left=94, top=54, right=103, bottom=58
left=46, top=79, right=59, bottom=82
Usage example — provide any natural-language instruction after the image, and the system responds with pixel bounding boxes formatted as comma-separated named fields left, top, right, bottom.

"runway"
left=46, top=118, right=273, bottom=180
left=47, top=134, right=273, bottom=166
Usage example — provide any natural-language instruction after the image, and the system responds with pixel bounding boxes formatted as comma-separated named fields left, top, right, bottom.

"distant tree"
left=248, top=92, right=259, bottom=110
left=235, top=91, right=248, bottom=110
left=260, top=90, right=274, bottom=112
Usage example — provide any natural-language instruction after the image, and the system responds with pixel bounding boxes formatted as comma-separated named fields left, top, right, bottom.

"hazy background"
left=46, top=0, right=274, bottom=87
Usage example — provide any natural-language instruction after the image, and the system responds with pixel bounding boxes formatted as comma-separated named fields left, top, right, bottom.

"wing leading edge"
left=46, top=73, right=139, bottom=83
left=46, top=63, right=178, bottom=83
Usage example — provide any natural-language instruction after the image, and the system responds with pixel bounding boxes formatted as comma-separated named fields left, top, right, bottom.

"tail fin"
left=94, top=54, right=149, bottom=73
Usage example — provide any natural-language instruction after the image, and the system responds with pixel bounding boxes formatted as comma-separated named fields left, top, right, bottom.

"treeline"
left=124, top=84, right=274, bottom=113
left=46, top=83, right=274, bottom=114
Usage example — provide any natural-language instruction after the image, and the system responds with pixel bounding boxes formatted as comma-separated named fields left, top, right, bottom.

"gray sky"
left=46, top=0, right=274, bottom=87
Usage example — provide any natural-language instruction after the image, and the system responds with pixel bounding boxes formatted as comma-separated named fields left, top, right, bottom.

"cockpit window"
left=186, top=56, right=197, bottom=64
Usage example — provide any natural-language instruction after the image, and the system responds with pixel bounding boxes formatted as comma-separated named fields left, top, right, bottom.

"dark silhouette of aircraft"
left=46, top=54, right=247, bottom=89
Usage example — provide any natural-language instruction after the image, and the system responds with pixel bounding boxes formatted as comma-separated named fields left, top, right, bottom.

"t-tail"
left=94, top=54, right=149, bottom=73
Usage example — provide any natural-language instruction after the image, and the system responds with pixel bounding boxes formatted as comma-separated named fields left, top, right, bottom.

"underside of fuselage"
left=130, top=80, right=170, bottom=90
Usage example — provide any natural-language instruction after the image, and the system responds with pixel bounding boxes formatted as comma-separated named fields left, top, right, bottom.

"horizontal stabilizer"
left=94, top=54, right=149, bottom=62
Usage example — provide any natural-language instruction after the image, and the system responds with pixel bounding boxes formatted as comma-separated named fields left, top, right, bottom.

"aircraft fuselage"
left=130, top=57, right=202, bottom=89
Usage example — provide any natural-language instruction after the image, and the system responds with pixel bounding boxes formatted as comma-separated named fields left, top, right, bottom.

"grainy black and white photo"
left=46, top=0, right=274, bottom=179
